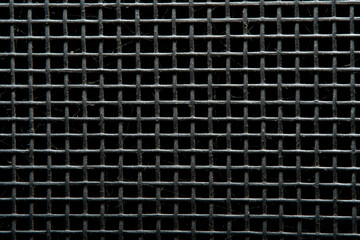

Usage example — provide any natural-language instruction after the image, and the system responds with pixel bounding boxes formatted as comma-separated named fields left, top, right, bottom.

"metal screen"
left=0, top=0, right=360, bottom=239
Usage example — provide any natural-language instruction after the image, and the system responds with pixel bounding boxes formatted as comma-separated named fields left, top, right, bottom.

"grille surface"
left=0, top=0, right=360, bottom=239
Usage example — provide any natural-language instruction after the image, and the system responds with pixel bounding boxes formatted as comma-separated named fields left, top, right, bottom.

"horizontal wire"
left=1, top=197, right=360, bottom=204
left=0, top=1, right=360, bottom=8
left=1, top=33, right=360, bottom=40
left=0, top=83, right=358, bottom=89
left=0, top=100, right=359, bottom=106
left=0, top=133, right=359, bottom=138
left=0, top=51, right=360, bottom=58
left=1, top=16, right=360, bottom=23
left=1, top=67, right=360, bottom=73
left=0, top=230, right=358, bottom=238
left=0, top=213, right=359, bottom=220
left=0, top=117, right=358, bottom=122
left=0, top=165, right=359, bottom=171
left=1, top=181, right=360, bottom=188
left=0, top=149, right=358, bottom=154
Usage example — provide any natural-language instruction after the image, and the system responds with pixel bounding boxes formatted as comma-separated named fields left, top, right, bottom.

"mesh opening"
left=0, top=0, right=360, bottom=239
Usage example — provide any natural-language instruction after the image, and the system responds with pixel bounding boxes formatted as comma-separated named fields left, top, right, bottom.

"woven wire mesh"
left=0, top=0, right=360, bottom=239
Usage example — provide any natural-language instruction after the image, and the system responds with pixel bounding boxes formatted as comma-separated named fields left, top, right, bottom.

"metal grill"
left=0, top=0, right=360, bottom=239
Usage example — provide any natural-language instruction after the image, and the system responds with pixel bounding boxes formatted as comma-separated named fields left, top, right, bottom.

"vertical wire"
left=331, top=0, right=338, bottom=238
left=116, top=0, right=124, bottom=239
left=242, top=2, right=250, bottom=239
left=189, top=1, right=196, bottom=239
left=80, top=0, right=88, bottom=239
left=44, top=1, right=52, bottom=239
left=294, top=0, right=302, bottom=238
left=171, top=2, right=179, bottom=239
left=153, top=1, right=161, bottom=239
left=225, top=0, right=232, bottom=238
left=134, top=1, right=143, bottom=238
left=27, top=2, right=35, bottom=239
left=259, top=0, right=267, bottom=238
left=313, top=2, right=321, bottom=239
left=349, top=4, right=357, bottom=236
left=98, top=1, right=106, bottom=238
left=9, top=1, right=17, bottom=239
left=207, top=1, right=214, bottom=238
left=276, top=1, right=284, bottom=238
left=63, top=0, right=71, bottom=238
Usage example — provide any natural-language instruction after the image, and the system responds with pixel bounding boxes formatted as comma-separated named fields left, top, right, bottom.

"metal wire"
left=0, top=0, right=360, bottom=239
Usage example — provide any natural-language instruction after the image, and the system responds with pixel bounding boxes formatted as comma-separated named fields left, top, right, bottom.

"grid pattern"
left=0, top=0, right=360, bottom=239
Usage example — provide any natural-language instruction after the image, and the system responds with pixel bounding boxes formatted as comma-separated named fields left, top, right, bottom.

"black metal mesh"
left=0, top=0, right=360, bottom=239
